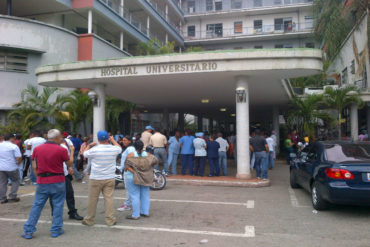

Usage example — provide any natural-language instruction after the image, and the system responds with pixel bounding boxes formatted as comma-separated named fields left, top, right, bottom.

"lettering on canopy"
left=100, top=62, right=218, bottom=77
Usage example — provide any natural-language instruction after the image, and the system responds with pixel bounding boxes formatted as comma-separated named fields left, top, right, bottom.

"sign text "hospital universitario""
left=100, top=62, right=218, bottom=77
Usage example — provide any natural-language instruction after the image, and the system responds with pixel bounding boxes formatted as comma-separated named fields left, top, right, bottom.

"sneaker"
left=20, top=182, right=25, bottom=186
left=262, top=178, right=269, bottom=181
left=81, top=181, right=86, bottom=184
left=21, top=233, right=33, bottom=239
left=117, top=205, right=132, bottom=211
left=81, top=219, right=94, bottom=226
left=162, top=171, right=170, bottom=177
left=257, top=177, right=261, bottom=180
left=51, top=230, right=64, bottom=238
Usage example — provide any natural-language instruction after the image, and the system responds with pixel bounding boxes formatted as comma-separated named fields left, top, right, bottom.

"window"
left=234, top=47, right=243, bottom=50
left=234, top=21, right=243, bottom=34
left=274, top=0, right=282, bottom=4
left=0, top=51, right=28, bottom=72
left=350, top=60, right=355, bottom=74
left=206, top=23, right=223, bottom=37
left=231, top=0, right=242, bottom=9
left=254, top=20, right=263, bottom=33
left=187, top=26, right=195, bottom=37
left=305, top=42, right=314, bottom=48
left=275, top=44, right=284, bottom=48
left=254, top=0, right=262, bottom=7
left=188, top=1, right=195, bottom=13
left=206, top=0, right=213, bottom=11
left=341, top=67, right=348, bottom=85
left=254, top=45, right=263, bottom=49
left=215, top=1, right=222, bottom=11
left=305, top=16, right=313, bottom=29
left=274, top=18, right=283, bottom=31
left=284, top=44, right=293, bottom=48
left=284, top=0, right=291, bottom=4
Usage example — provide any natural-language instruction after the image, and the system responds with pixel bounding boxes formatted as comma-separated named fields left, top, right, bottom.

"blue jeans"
left=29, top=165, right=36, bottom=183
left=250, top=152, right=255, bottom=169
left=194, top=156, right=206, bottom=176
left=168, top=151, right=179, bottom=175
left=18, top=161, right=24, bottom=182
left=208, top=157, right=219, bottom=176
left=268, top=151, right=275, bottom=169
left=23, top=182, right=66, bottom=235
left=154, top=148, right=169, bottom=173
left=181, top=154, right=194, bottom=175
left=73, top=151, right=82, bottom=180
left=124, top=172, right=150, bottom=218
left=254, top=151, right=268, bottom=179
left=123, top=171, right=132, bottom=207
left=218, top=151, right=227, bottom=176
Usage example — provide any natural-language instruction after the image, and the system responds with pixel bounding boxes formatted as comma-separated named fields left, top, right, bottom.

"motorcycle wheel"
left=151, top=172, right=166, bottom=190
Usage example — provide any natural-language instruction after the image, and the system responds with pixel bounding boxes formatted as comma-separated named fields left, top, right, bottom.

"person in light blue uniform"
left=168, top=130, right=181, bottom=175
left=180, top=130, right=195, bottom=175
left=117, top=136, right=136, bottom=212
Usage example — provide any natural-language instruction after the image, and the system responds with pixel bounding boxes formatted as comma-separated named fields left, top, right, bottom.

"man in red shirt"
left=22, top=129, right=74, bottom=239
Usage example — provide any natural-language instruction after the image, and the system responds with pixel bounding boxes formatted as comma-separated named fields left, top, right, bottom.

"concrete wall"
left=92, top=35, right=130, bottom=59
left=327, top=14, right=370, bottom=90
left=0, top=15, right=79, bottom=109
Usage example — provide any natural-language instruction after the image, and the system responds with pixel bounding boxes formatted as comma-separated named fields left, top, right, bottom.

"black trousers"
left=23, top=156, right=31, bottom=178
left=50, top=175, right=77, bottom=215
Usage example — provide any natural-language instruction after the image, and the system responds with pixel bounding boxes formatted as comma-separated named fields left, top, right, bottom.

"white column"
left=272, top=106, right=280, bottom=154
left=350, top=103, right=359, bottom=141
left=88, top=9, right=93, bottom=34
left=93, top=84, right=106, bottom=142
left=120, top=32, right=124, bottom=50
left=235, top=76, right=251, bottom=179
left=367, top=105, right=370, bottom=136
left=120, top=0, right=124, bottom=17
left=165, top=33, right=168, bottom=44
left=146, top=16, right=150, bottom=36
left=165, top=4, right=168, bottom=21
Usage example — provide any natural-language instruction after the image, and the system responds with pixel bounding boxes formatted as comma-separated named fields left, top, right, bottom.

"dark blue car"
left=290, top=141, right=370, bottom=210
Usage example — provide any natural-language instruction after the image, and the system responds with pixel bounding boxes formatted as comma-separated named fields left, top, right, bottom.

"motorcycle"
left=115, top=165, right=166, bottom=190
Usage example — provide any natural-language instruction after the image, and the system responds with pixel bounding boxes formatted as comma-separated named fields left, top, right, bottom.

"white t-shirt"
left=193, top=138, right=207, bottom=157
left=266, top=137, right=276, bottom=152
left=0, top=141, right=22, bottom=171
left=83, top=144, right=122, bottom=180
left=216, top=137, right=229, bottom=152
left=61, top=138, right=73, bottom=176
left=24, top=139, right=31, bottom=157
left=29, top=137, right=46, bottom=155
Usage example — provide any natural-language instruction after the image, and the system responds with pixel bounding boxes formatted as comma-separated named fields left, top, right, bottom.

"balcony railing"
left=184, top=22, right=313, bottom=41
left=184, top=0, right=313, bottom=15
left=145, top=0, right=182, bottom=35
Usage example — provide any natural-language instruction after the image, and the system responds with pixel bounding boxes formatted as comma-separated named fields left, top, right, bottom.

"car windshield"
left=325, top=143, right=370, bottom=163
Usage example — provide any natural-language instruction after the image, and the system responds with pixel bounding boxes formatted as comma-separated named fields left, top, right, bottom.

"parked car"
left=290, top=141, right=370, bottom=210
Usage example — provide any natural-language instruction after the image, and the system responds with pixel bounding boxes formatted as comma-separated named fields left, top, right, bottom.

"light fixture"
left=143, top=110, right=148, bottom=113
left=236, top=87, right=246, bottom=103
left=231, top=113, right=236, bottom=117
left=87, top=91, right=99, bottom=106
left=201, top=99, right=210, bottom=103
left=220, top=108, right=227, bottom=112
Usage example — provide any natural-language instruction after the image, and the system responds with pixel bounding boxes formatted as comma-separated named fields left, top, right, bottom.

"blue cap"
left=196, top=132, right=204, bottom=137
left=97, top=130, right=109, bottom=141
left=145, top=125, right=154, bottom=130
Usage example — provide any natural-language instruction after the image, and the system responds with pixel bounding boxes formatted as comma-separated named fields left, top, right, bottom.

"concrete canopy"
left=36, top=49, right=323, bottom=116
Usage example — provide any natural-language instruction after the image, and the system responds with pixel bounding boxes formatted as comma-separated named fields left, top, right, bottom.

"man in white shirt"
left=27, top=131, right=46, bottom=184
left=82, top=131, right=122, bottom=227
left=266, top=131, right=277, bottom=169
left=0, top=134, right=22, bottom=204
left=216, top=132, right=229, bottom=176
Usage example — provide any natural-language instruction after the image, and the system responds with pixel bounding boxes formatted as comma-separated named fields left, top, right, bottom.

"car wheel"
left=290, top=169, right=300, bottom=189
left=311, top=181, right=330, bottom=211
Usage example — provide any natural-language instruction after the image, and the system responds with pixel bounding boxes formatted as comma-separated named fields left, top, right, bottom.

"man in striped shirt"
left=81, top=130, right=122, bottom=227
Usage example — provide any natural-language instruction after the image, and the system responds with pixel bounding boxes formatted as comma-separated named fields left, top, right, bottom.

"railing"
left=183, top=22, right=313, bottom=40
left=145, top=0, right=182, bottom=35
left=184, top=0, right=313, bottom=15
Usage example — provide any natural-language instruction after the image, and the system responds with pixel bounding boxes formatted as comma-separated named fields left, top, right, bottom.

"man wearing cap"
left=82, top=131, right=122, bottom=227
left=141, top=126, right=154, bottom=149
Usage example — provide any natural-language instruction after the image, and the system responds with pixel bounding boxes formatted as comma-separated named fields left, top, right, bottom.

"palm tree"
left=287, top=94, right=331, bottom=139
left=105, top=96, right=136, bottom=134
left=323, top=85, right=363, bottom=139
left=8, top=85, right=70, bottom=136
left=64, top=90, right=93, bottom=136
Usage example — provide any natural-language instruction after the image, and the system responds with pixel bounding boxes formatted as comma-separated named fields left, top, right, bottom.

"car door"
left=299, top=145, right=318, bottom=191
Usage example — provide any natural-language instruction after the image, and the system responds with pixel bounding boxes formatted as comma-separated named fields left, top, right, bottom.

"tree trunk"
left=338, top=112, right=342, bottom=140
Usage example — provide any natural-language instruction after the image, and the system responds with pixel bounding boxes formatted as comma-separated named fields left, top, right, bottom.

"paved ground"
left=1, top=161, right=370, bottom=247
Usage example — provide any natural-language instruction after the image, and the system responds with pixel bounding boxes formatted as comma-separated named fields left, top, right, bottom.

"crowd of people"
left=0, top=126, right=279, bottom=239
